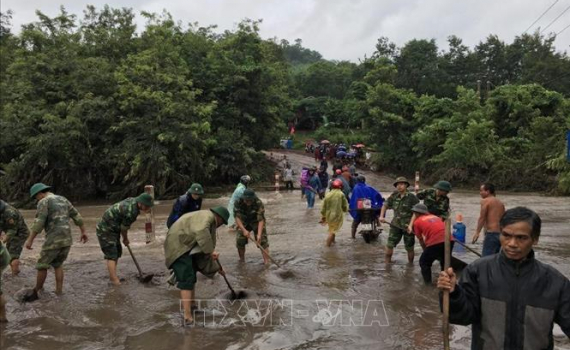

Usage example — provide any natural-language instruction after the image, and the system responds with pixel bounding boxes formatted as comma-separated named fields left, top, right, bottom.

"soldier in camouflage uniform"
left=96, top=193, right=154, bottom=285
left=25, top=183, right=87, bottom=298
left=416, top=181, right=451, bottom=221
left=234, top=189, right=270, bottom=264
left=0, top=200, right=30, bottom=275
left=0, top=241, right=10, bottom=322
left=380, top=177, right=420, bottom=264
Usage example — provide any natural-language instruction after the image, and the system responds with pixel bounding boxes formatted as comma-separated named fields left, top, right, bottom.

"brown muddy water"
left=1, top=151, right=569, bottom=350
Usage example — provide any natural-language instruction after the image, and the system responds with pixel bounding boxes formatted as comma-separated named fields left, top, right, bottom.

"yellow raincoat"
left=321, top=189, right=348, bottom=234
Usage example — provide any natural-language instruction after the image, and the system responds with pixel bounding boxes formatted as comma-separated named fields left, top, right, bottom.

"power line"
left=541, top=4, right=570, bottom=33
left=524, top=0, right=559, bottom=33
left=557, top=23, right=570, bottom=35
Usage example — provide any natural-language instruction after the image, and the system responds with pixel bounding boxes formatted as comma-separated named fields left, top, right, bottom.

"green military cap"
left=242, top=189, right=257, bottom=199
left=30, top=183, right=52, bottom=198
left=412, top=203, right=429, bottom=214
left=393, top=177, right=410, bottom=187
left=136, top=193, right=154, bottom=207
left=187, top=183, right=204, bottom=195
left=434, top=180, right=452, bottom=193
left=210, top=206, right=230, bottom=225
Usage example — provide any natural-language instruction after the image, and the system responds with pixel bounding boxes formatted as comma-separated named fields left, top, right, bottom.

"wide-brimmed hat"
left=210, top=206, right=230, bottom=225
left=332, top=179, right=343, bottom=189
left=30, top=183, right=51, bottom=198
left=240, top=175, right=251, bottom=185
left=187, top=183, right=204, bottom=195
left=242, top=189, right=257, bottom=199
left=136, top=193, right=154, bottom=207
left=411, top=203, right=429, bottom=214
left=434, top=180, right=452, bottom=193
left=393, top=177, right=410, bottom=187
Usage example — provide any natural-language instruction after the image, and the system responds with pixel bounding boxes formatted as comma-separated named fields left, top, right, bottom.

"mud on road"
left=1, top=150, right=568, bottom=350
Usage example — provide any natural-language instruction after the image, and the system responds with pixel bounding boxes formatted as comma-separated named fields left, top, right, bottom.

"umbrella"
left=320, top=140, right=330, bottom=144
left=336, top=150, right=347, bottom=157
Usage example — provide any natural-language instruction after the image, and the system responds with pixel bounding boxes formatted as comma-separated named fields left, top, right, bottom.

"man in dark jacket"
left=437, top=207, right=570, bottom=349
left=167, top=183, right=204, bottom=228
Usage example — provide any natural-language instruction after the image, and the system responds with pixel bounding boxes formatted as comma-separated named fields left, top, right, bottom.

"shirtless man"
left=471, top=183, right=505, bottom=256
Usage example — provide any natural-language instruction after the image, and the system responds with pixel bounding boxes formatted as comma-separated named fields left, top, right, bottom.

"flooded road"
left=1, top=150, right=569, bottom=350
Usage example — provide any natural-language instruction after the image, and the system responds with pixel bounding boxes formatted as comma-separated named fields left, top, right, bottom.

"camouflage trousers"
left=236, top=224, right=269, bottom=249
left=6, top=228, right=29, bottom=261
left=96, top=224, right=122, bottom=261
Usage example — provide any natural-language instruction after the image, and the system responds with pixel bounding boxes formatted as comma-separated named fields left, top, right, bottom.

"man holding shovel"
left=409, top=203, right=454, bottom=284
left=164, top=207, right=229, bottom=325
left=96, top=193, right=153, bottom=285
left=234, top=189, right=270, bottom=265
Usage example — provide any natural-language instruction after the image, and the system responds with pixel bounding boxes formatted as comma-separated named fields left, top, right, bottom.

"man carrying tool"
left=25, top=183, right=88, bottom=299
left=167, top=183, right=204, bottom=228
left=320, top=180, right=349, bottom=247
left=380, top=177, right=419, bottom=264
left=437, top=207, right=570, bottom=349
left=228, top=175, right=251, bottom=230
left=416, top=181, right=451, bottom=221
left=96, top=193, right=154, bottom=285
left=0, top=199, right=29, bottom=275
left=349, top=176, right=383, bottom=239
left=164, top=207, right=229, bottom=326
left=472, top=183, right=505, bottom=256
left=409, top=203, right=454, bottom=284
left=0, top=241, right=10, bottom=322
left=234, top=189, right=269, bottom=265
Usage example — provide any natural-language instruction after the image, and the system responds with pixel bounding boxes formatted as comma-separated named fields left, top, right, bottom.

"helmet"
left=411, top=203, right=429, bottom=214
left=434, top=180, right=452, bottom=193
left=30, top=183, right=52, bottom=198
left=187, top=183, right=204, bottom=195
left=210, top=206, right=230, bottom=225
left=332, top=179, right=343, bottom=189
left=136, top=193, right=154, bottom=207
left=356, top=175, right=366, bottom=183
left=240, top=175, right=251, bottom=185
left=335, top=169, right=342, bottom=175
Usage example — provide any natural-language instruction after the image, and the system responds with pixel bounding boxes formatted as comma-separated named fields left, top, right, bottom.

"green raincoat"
left=164, top=210, right=220, bottom=277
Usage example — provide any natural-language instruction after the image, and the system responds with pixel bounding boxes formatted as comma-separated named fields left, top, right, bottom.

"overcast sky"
left=2, top=0, right=569, bottom=61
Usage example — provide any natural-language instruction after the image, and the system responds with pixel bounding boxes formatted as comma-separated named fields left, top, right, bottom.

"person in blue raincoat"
left=349, top=176, right=384, bottom=239
left=227, top=175, right=251, bottom=229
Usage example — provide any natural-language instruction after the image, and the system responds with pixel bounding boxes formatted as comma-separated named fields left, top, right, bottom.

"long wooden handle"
left=248, top=235, right=281, bottom=268
left=216, top=260, right=236, bottom=296
left=453, top=240, right=482, bottom=257
left=126, top=245, right=144, bottom=276
left=443, top=219, right=451, bottom=350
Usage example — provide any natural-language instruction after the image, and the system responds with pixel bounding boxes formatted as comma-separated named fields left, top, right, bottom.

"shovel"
left=247, top=235, right=296, bottom=278
left=383, top=220, right=468, bottom=271
left=126, top=245, right=154, bottom=283
left=247, top=235, right=281, bottom=268
left=216, top=260, right=247, bottom=300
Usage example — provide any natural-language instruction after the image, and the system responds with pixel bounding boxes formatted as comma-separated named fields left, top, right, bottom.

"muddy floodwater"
left=1, top=151, right=569, bottom=350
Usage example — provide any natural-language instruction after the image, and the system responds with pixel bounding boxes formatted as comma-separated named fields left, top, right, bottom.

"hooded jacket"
left=444, top=250, right=570, bottom=350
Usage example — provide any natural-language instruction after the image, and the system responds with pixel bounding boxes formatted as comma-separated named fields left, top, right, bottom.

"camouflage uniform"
left=385, top=191, right=419, bottom=251
left=0, top=200, right=30, bottom=261
left=416, top=188, right=450, bottom=220
left=0, top=242, right=10, bottom=295
left=96, top=198, right=140, bottom=261
left=31, top=194, right=84, bottom=270
left=234, top=197, right=269, bottom=249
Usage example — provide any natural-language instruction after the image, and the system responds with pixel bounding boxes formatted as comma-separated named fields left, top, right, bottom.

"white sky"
left=1, top=0, right=569, bottom=61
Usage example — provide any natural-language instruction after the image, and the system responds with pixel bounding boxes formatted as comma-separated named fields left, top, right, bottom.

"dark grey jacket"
left=445, top=250, right=570, bottom=350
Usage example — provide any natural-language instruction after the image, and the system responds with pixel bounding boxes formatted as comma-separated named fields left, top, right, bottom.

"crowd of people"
left=0, top=155, right=568, bottom=346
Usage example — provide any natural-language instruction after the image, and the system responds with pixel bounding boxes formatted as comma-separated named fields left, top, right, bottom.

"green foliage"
left=0, top=8, right=289, bottom=199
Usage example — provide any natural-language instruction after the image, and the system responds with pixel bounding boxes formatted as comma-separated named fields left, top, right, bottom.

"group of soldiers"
left=0, top=177, right=272, bottom=325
